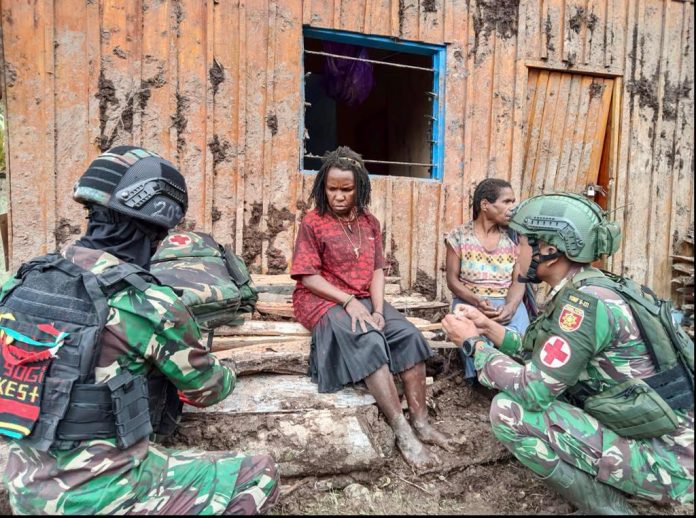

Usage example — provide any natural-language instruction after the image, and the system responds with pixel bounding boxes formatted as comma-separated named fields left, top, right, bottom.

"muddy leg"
left=400, top=362, right=455, bottom=452
left=364, top=364, right=439, bottom=470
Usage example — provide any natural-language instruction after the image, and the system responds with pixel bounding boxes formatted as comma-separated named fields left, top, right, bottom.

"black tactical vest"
left=0, top=253, right=182, bottom=451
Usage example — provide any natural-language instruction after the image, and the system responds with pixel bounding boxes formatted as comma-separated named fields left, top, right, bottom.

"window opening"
left=302, top=28, right=446, bottom=180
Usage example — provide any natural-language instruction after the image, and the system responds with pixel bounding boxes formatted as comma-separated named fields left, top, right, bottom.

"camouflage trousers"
left=489, top=394, right=694, bottom=505
left=5, top=441, right=280, bottom=515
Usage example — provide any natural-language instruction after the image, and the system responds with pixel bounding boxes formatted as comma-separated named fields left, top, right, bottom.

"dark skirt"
left=309, top=298, right=434, bottom=393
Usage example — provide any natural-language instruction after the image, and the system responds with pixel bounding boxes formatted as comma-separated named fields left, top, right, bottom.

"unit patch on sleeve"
left=539, top=336, right=572, bottom=368
left=558, top=304, right=584, bottom=332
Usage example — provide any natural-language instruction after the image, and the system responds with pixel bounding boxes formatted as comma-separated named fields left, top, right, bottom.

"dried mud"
left=208, top=134, right=231, bottom=167
left=422, top=0, right=438, bottom=14
left=242, top=202, right=295, bottom=273
left=53, top=218, right=82, bottom=246
left=209, top=59, right=225, bottom=96
left=172, top=93, right=189, bottom=155
left=470, top=0, right=520, bottom=60
left=589, top=81, right=605, bottom=99
left=412, top=269, right=437, bottom=300
left=385, top=236, right=400, bottom=277
left=266, top=113, right=279, bottom=136
left=272, top=361, right=694, bottom=515
left=95, top=70, right=118, bottom=151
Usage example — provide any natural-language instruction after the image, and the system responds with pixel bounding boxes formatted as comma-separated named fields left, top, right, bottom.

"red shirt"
left=291, top=209, right=385, bottom=330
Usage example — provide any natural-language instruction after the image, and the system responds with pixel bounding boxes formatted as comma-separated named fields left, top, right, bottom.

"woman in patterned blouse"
left=291, top=146, right=453, bottom=470
left=445, top=178, right=532, bottom=379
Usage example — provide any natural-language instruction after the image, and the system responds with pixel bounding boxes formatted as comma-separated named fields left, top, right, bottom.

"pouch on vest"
left=151, top=231, right=258, bottom=347
left=583, top=378, right=680, bottom=439
left=0, top=253, right=161, bottom=451
left=0, top=323, right=68, bottom=439
left=572, top=269, right=694, bottom=418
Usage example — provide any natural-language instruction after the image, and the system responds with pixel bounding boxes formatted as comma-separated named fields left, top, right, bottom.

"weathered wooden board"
left=212, top=335, right=454, bottom=375
left=185, top=374, right=375, bottom=414
left=215, top=338, right=311, bottom=375
left=2, top=0, right=693, bottom=302
left=172, top=405, right=395, bottom=478
left=214, top=316, right=440, bottom=338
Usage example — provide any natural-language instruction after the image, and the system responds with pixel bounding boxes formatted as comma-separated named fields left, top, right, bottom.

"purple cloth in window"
left=322, top=41, right=375, bottom=106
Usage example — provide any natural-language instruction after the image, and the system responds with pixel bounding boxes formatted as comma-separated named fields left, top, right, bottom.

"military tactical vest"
left=564, top=269, right=694, bottom=438
left=0, top=253, right=181, bottom=451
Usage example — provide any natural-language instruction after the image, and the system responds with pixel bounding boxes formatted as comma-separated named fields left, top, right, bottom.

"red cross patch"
left=540, top=336, right=571, bottom=368
left=168, top=234, right=191, bottom=246
left=558, top=304, right=584, bottom=332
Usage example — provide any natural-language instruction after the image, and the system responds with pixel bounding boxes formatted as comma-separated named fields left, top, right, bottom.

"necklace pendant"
left=354, top=247, right=360, bottom=258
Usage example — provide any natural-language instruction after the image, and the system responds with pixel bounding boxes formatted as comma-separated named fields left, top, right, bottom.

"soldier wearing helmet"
left=1, top=146, right=280, bottom=515
left=443, top=193, right=693, bottom=514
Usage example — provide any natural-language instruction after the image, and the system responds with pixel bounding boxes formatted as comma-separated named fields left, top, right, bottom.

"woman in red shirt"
left=291, top=146, right=451, bottom=470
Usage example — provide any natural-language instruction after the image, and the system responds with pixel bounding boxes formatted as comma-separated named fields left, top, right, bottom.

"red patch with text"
left=558, top=304, right=584, bottom=332
left=540, top=336, right=572, bottom=368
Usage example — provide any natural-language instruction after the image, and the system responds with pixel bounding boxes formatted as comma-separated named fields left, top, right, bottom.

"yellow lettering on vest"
left=5, top=381, right=17, bottom=398
left=29, top=386, right=40, bottom=404
left=16, top=384, right=27, bottom=401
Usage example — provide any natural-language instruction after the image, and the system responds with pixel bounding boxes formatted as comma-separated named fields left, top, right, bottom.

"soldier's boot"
left=540, top=460, right=637, bottom=515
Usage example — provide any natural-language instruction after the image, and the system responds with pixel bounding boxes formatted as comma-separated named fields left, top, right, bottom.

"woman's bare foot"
left=412, top=421, right=456, bottom=453
left=391, top=415, right=440, bottom=470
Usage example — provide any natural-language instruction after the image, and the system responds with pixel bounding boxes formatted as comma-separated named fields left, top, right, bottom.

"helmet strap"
left=518, top=237, right=561, bottom=284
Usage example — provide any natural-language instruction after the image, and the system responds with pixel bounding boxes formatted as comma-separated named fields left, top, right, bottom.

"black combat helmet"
left=73, top=145, right=188, bottom=230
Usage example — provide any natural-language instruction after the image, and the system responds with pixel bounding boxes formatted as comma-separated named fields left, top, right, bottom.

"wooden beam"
left=174, top=406, right=393, bottom=478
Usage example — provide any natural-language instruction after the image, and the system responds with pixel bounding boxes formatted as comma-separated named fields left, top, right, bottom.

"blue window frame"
left=301, top=27, right=446, bottom=181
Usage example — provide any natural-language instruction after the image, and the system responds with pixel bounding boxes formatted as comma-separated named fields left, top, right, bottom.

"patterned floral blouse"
left=445, top=220, right=519, bottom=298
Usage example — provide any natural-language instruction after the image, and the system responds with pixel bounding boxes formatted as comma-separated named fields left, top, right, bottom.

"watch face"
left=462, top=339, right=475, bottom=357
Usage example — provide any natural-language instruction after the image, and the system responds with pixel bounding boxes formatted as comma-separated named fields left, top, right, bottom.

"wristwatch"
left=461, top=335, right=488, bottom=357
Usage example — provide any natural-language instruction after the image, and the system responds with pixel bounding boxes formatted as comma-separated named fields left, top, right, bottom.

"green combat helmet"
left=509, top=192, right=621, bottom=263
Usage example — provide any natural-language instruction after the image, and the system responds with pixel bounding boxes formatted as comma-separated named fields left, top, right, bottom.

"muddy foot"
left=392, top=415, right=440, bottom=471
left=412, top=421, right=457, bottom=453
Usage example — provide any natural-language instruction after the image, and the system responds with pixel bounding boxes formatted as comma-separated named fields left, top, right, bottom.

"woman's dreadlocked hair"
left=309, top=146, right=372, bottom=216
left=472, top=178, right=512, bottom=220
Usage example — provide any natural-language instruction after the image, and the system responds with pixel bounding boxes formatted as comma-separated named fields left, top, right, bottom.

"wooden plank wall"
left=1, top=0, right=693, bottom=299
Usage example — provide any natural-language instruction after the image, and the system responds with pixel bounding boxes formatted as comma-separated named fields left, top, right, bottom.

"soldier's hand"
left=442, top=314, right=478, bottom=347
left=454, top=304, right=491, bottom=332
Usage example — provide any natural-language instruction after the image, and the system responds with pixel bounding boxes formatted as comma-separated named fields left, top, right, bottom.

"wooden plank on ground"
left=185, top=374, right=376, bottom=414
left=251, top=274, right=295, bottom=294
left=174, top=405, right=394, bottom=478
left=212, top=335, right=307, bottom=352
left=215, top=317, right=441, bottom=337
left=216, top=320, right=310, bottom=336
left=215, top=338, right=310, bottom=375
left=212, top=336, right=453, bottom=375
left=254, top=296, right=448, bottom=318
left=256, top=301, right=296, bottom=318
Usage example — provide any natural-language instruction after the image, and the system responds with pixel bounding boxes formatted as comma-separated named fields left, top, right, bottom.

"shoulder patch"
left=539, top=336, right=572, bottom=368
left=558, top=304, right=584, bottom=332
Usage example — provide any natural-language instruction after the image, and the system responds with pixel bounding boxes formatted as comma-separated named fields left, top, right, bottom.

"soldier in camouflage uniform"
left=0, top=146, right=280, bottom=515
left=443, top=193, right=693, bottom=514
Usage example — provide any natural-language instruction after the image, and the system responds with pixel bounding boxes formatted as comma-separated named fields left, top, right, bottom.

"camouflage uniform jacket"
left=1, top=246, right=235, bottom=513
left=473, top=267, right=694, bottom=473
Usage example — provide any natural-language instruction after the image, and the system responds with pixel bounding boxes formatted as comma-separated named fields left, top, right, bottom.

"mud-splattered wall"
left=1, top=0, right=693, bottom=299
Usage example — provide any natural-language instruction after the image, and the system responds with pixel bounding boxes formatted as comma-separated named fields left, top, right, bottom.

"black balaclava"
left=518, top=236, right=562, bottom=284
left=75, top=205, right=169, bottom=270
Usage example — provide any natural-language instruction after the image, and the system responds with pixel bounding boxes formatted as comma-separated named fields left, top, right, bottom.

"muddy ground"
left=269, top=351, right=694, bottom=516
